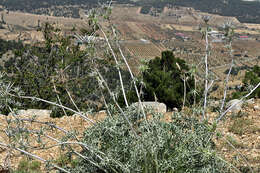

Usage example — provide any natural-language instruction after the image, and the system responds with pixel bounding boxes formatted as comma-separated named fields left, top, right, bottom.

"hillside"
left=1, top=0, right=260, bottom=23
left=0, top=1, right=260, bottom=172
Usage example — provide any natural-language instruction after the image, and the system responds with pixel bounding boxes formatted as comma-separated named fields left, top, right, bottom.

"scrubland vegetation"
left=0, top=3, right=260, bottom=173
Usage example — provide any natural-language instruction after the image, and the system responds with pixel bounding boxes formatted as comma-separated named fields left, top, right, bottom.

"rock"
left=173, top=107, right=178, bottom=112
left=9, top=109, right=52, bottom=117
left=209, top=100, right=220, bottom=108
left=98, top=110, right=106, bottom=114
left=132, top=102, right=167, bottom=113
left=254, top=105, right=260, bottom=111
left=222, top=147, right=228, bottom=152
left=245, top=98, right=255, bottom=105
left=226, top=99, right=243, bottom=113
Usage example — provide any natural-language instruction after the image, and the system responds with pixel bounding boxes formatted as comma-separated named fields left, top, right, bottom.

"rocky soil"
left=0, top=99, right=259, bottom=172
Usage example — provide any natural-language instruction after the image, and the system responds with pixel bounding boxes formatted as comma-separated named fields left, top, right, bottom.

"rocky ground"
left=214, top=99, right=260, bottom=172
left=0, top=111, right=107, bottom=172
left=0, top=99, right=259, bottom=172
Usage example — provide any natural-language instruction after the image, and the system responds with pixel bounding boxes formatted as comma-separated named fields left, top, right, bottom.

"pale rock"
left=209, top=100, right=220, bottom=107
left=9, top=109, right=52, bottom=117
left=245, top=98, right=255, bottom=105
left=222, top=148, right=228, bottom=152
left=98, top=110, right=106, bottom=114
left=132, top=102, right=167, bottom=113
left=173, top=107, right=178, bottom=112
left=72, top=112, right=89, bottom=118
left=254, top=105, right=260, bottom=111
left=226, top=99, right=243, bottom=113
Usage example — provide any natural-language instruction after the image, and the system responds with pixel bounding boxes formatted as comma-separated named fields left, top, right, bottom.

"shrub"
left=0, top=38, right=23, bottom=57
left=64, top=107, right=231, bottom=173
left=1, top=23, right=131, bottom=117
left=122, top=51, right=198, bottom=109
left=0, top=72, right=22, bottom=114
left=232, top=65, right=260, bottom=99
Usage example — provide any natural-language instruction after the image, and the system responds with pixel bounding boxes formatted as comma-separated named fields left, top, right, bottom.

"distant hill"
left=1, top=0, right=260, bottom=23
left=134, top=0, right=260, bottom=24
left=0, top=0, right=108, bottom=18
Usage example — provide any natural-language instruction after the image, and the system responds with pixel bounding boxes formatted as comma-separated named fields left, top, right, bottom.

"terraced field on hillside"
left=124, top=41, right=164, bottom=59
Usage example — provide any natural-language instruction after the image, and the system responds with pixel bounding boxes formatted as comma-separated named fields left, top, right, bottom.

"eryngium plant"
left=65, top=106, right=231, bottom=173
left=0, top=72, right=22, bottom=114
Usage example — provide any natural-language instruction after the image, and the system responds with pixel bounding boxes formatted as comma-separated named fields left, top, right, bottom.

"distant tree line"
left=0, top=0, right=108, bottom=18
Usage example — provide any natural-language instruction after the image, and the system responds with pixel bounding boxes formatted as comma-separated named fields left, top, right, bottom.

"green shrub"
left=119, top=51, right=199, bottom=109
left=232, top=65, right=260, bottom=99
left=1, top=23, right=131, bottom=117
left=65, top=107, right=231, bottom=173
left=0, top=38, right=23, bottom=57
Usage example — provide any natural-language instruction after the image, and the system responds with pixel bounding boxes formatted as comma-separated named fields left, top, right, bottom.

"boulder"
left=173, top=107, right=178, bottom=112
left=9, top=109, right=52, bottom=117
left=245, top=98, right=255, bottom=105
left=131, top=102, right=167, bottom=113
left=209, top=100, right=220, bottom=108
left=226, top=99, right=243, bottom=113
left=254, top=105, right=260, bottom=111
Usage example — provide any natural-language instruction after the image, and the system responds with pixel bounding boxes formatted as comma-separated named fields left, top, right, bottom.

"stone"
left=209, top=100, right=220, bottom=108
left=132, top=102, right=167, bottom=113
left=245, top=98, right=255, bottom=105
left=98, top=110, right=106, bottom=114
left=9, top=109, right=52, bottom=117
left=173, top=107, right=178, bottom=112
left=254, top=105, right=260, bottom=111
left=226, top=99, right=243, bottom=113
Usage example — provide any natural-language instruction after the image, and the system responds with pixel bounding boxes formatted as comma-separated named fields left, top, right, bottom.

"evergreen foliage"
left=142, top=51, right=195, bottom=109
left=120, top=51, right=197, bottom=109
left=0, top=39, right=23, bottom=57
left=232, top=65, right=260, bottom=99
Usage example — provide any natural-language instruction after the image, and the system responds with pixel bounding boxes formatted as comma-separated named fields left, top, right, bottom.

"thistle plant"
left=66, top=110, right=233, bottom=173
left=201, top=15, right=212, bottom=120
left=0, top=72, right=22, bottom=114
left=219, top=21, right=235, bottom=114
